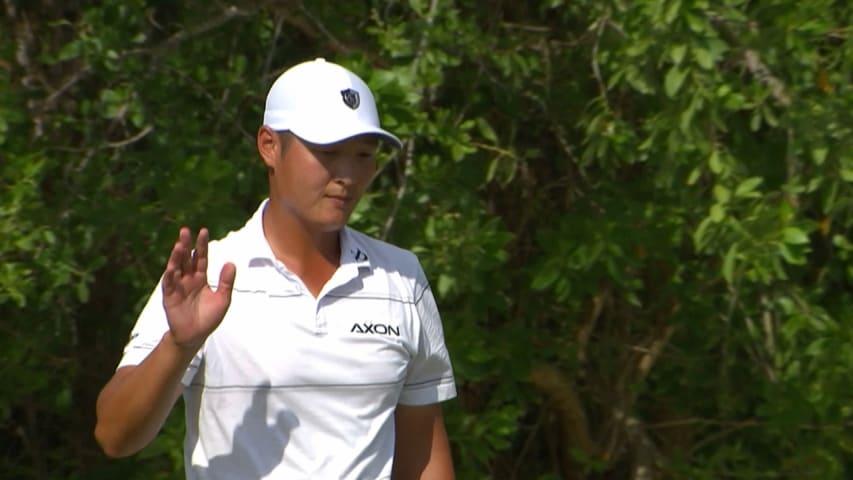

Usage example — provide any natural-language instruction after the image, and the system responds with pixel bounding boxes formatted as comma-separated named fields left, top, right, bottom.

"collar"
left=240, top=198, right=371, bottom=272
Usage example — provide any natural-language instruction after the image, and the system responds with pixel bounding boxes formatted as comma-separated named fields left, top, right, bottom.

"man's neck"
left=261, top=201, right=342, bottom=274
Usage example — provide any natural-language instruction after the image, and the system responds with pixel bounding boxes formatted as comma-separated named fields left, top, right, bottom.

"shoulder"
left=203, top=200, right=270, bottom=278
left=347, top=228, right=424, bottom=277
left=203, top=224, right=257, bottom=289
left=206, top=228, right=242, bottom=262
left=345, top=228, right=431, bottom=301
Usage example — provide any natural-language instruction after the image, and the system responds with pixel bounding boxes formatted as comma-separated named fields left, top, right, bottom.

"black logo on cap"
left=340, top=89, right=360, bottom=109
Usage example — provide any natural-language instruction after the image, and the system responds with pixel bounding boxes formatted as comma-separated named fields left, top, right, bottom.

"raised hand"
left=161, top=227, right=236, bottom=351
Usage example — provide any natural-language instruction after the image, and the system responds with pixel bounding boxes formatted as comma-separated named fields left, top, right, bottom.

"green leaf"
left=694, top=216, right=714, bottom=250
left=713, top=185, right=731, bottom=203
left=832, top=234, right=853, bottom=251
left=476, top=118, right=498, bottom=143
left=56, top=39, right=82, bottom=62
left=783, top=227, right=809, bottom=245
left=76, top=281, right=90, bottom=303
left=734, top=177, right=763, bottom=198
left=670, top=45, right=688, bottom=65
left=709, top=150, right=724, bottom=174
left=685, top=12, right=707, bottom=33
left=750, top=110, right=762, bottom=131
left=664, top=0, right=682, bottom=24
left=693, top=47, right=714, bottom=69
left=778, top=242, right=805, bottom=265
left=722, top=92, right=747, bottom=110
left=811, top=147, right=828, bottom=165
left=710, top=203, right=726, bottom=222
left=664, top=66, right=688, bottom=98
left=686, top=167, right=702, bottom=185
left=437, top=273, right=456, bottom=297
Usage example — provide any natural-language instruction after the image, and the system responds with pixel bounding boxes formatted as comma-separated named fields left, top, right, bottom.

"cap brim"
left=272, top=120, right=402, bottom=150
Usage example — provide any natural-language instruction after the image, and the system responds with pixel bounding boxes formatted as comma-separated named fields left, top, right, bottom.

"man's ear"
left=257, top=126, right=282, bottom=169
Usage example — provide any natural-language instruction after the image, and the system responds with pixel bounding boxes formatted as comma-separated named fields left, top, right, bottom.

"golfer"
left=95, top=58, right=457, bottom=480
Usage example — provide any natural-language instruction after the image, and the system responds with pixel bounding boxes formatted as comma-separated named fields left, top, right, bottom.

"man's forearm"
left=94, top=332, right=197, bottom=457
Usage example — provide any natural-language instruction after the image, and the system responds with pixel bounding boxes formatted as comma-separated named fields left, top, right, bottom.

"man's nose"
left=330, top=157, right=358, bottom=185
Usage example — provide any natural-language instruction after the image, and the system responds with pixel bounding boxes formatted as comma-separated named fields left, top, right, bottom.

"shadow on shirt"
left=190, top=383, right=299, bottom=479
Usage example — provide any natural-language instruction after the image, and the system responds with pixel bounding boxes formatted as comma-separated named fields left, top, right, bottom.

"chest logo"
left=351, top=322, right=400, bottom=336
left=352, top=248, right=368, bottom=262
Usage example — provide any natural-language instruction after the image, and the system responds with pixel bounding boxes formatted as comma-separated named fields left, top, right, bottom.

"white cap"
left=262, top=58, right=402, bottom=148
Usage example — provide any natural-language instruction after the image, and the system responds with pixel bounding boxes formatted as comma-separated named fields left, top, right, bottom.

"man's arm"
left=393, top=403, right=455, bottom=480
left=94, top=333, right=195, bottom=457
left=94, top=227, right=235, bottom=458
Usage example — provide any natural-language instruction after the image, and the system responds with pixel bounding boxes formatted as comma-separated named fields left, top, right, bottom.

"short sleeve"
left=398, top=268, right=457, bottom=406
left=117, top=279, right=202, bottom=386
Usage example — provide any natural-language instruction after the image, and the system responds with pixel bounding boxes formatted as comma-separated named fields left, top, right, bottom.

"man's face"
left=269, top=133, right=379, bottom=231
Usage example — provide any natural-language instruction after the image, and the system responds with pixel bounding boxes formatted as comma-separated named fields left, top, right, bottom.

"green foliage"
left=2, top=0, right=852, bottom=478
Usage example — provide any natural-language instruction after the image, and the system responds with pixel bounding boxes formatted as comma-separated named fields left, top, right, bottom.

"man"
left=95, top=58, right=457, bottom=480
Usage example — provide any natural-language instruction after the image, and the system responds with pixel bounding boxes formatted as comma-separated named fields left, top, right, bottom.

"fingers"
left=193, top=228, right=210, bottom=274
left=179, top=227, right=193, bottom=274
left=216, top=262, right=237, bottom=306
left=162, top=226, right=214, bottom=299
left=163, top=228, right=190, bottom=295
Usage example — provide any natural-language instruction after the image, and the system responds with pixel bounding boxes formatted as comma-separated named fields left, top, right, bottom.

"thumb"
left=216, top=262, right=237, bottom=305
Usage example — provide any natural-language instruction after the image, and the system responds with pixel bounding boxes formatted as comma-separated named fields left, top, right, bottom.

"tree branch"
left=150, top=3, right=273, bottom=57
left=381, top=138, right=414, bottom=241
left=104, top=125, right=154, bottom=149
left=743, top=49, right=790, bottom=106
left=591, top=13, right=611, bottom=111
left=380, top=0, right=441, bottom=240
left=529, top=364, right=598, bottom=477
left=298, top=4, right=352, bottom=55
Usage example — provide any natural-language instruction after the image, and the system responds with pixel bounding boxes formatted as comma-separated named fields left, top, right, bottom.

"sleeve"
left=398, top=266, right=457, bottom=406
left=116, top=279, right=202, bottom=386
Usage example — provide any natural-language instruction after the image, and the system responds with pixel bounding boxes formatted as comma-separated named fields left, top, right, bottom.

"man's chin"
left=314, top=216, right=350, bottom=233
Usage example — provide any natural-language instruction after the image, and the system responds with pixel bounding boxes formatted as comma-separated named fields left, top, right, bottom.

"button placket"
left=314, top=299, right=327, bottom=334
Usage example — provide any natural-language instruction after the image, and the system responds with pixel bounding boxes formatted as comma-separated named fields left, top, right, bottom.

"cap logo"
left=340, top=89, right=360, bottom=110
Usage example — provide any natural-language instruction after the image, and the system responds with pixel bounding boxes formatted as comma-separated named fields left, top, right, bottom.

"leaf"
left=486, top=157, right=500, bottom=183
left=783, top=227, right=809, bottom=245
left=686, top=167, right=702, bottom=185
left=710, top=203, right=726, bottom=222
left=76, top=281, right=90, bottom=303
left=811, top=147, right=828, bottom=165
left=476, top=118, right=498, bottom=143
left=778, top=242, right=805, bottom=265
left=664, top=0, right=682, bottom=24
left=437, top=273, right=456, bottom=297
left=685, top=12, right=707, bottom=33
left=832, top=234, right=853, bottom=251
left=694, top=216, right=714, bottom=250
left=713, top=185, right=731, bottom=203
left=722, top=92, right=747, bottom=110
left=693, top=47, right=714, bottom=69
left=750, top=110, right=762, bottom=131
left=664, top=66, right=688, bottom=98
left=679, top=95, right=698, bottom=133
left=734, top=177, right=763, bottom=198
left=708, top=150, right=724, bottom=174
left=670, top=45, right=688, bottom=65
left=56, top=39, right=82, bottom=62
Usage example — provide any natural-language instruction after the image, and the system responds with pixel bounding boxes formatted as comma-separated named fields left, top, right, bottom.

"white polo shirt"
left=118, top=200, right=456, bottom=480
